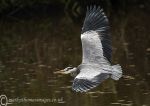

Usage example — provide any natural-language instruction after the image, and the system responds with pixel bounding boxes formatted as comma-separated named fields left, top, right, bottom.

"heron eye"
left=67, top=67, right=73, bottom=70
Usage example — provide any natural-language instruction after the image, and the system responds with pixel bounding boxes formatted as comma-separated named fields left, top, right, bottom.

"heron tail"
left=111, top=64, right=122, bottom=80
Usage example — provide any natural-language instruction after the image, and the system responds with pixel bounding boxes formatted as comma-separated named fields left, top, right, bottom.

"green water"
left=0, top=8, right=150, bottom=106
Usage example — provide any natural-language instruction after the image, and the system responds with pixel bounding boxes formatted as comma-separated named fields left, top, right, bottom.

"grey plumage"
left=72, top=64, right=111, bottom=92
left=82, top=6, right=111, bottom=63
left=58, top=6, right=122, bottom=93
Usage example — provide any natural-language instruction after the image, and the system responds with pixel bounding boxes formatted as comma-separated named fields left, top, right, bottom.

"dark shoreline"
left=0, top=0, right=150, bottom=20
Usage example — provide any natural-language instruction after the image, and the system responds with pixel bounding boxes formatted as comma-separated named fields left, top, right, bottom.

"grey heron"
left=54, top=6, right=122, bottom=92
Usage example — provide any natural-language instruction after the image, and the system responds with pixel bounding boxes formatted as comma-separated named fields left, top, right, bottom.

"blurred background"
left=0, top=0, right=150, bottom=106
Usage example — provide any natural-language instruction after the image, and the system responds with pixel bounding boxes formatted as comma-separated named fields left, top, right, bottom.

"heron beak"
left=53, top=70, right=69, bottom=75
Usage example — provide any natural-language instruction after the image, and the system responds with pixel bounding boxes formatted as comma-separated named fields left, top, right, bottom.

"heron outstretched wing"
left=72, top=6, right=112, bottom=92
left=81, top=5, right=112, bottom=64
left=72, top=65, right=110, bottom=92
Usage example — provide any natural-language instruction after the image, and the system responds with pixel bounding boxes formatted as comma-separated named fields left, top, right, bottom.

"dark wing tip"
left=81, top=5, right=109, bottom=34
left=72, top=78, right=100, bottom=93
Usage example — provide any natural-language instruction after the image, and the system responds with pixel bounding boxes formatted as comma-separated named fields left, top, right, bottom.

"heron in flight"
left=54, top=6, right=122, bottom=92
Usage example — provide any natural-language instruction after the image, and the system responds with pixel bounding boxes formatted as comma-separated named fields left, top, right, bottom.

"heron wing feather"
left=81, top=31, right=106, bottom=64
left=81, top=6, right=112, bottom=63
left=72, top=67, right=110, bottom=92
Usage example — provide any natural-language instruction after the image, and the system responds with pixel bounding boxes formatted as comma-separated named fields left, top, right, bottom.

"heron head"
left=54, top=67, right=77, bottom=75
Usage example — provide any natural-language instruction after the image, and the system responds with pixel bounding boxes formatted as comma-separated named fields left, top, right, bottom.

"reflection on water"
left=0, top=7, right=150, bottom=106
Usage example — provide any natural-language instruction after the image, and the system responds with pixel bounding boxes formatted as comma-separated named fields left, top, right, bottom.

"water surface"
left=0, top=7, right=150, bottom=106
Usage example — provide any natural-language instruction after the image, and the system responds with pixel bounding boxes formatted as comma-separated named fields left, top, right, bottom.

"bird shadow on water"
left=0, top=6, right=150, bottom=106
